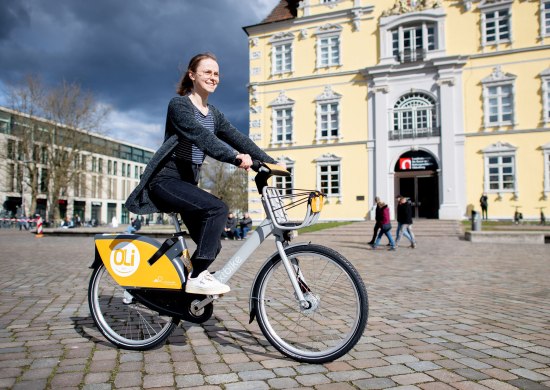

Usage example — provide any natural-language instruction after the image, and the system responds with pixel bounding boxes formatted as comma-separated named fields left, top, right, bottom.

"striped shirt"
left=172, top=106, right=214, bottom=164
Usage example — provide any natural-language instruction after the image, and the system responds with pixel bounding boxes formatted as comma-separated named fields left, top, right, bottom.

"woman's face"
left=190, top=58, right=219, bottom=95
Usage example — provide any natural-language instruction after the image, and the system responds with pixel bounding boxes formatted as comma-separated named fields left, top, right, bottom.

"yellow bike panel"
left=310, top=194, right=324, bottom=213
left=95, top=235, right=182, bottom=290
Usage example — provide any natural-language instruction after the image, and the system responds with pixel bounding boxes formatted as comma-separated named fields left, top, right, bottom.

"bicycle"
left=88, top=161, right=368, bottom=363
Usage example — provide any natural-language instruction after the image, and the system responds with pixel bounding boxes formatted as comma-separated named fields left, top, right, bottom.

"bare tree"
left=4, top=75, right=45, bottom=216
left=5, top=76, right=109, bottom=221
left=201, top=157, right=248, bottom=214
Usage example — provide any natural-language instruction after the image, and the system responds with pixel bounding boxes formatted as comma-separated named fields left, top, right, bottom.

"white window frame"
left=391, top=22, right=436, bottom=63
left=270, top=32, right=294, bottom=75
left=541, top=0, right=550, bottom=38
left=274, top=157, right=295, bottom=196
left=482, top=142, right=518, bottom=197
left=315, top=24, right=342, bottom=68
left=482, top=66, right=516, bottom=128
left=269, top=91, right=295, bottom=146
left=479, top=0, right=512, bottom=47
left=541, top=68, right=550, bottom=124
left=543, top=142, right=550, bottom=198
left=378, top=8, right=446, bottom=65
left=315, top=86, right=342, bottom=141
left=315, top=153, right=342, bottom=201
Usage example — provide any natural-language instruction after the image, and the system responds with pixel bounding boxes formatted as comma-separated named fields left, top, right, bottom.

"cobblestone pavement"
left=0, top=221, right=549, bottom=390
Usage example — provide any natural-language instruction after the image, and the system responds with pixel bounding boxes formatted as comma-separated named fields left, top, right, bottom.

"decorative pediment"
left=269, top=32, right=295, bottom=43
left=276, top=155, right=295, bottom=165
left=315, top=86, right=342, bottom=102
left=482, top=141, right=517, bottom=154
left=540, top=68, right=550, bottom=78
left=382, top=0, right=441, bottom=17
left=315, top=23, right=343, bottom=36
left=315, top=153, right=341, bottom=162
left=482, top=66, right=517, bottom=84
left=269, top=91, right=295, bottom=107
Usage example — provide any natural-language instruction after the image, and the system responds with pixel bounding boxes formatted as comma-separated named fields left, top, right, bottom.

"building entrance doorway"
left=394, top=150, right=439, bottom=219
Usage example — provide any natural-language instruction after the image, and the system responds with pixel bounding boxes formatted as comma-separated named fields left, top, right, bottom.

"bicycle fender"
left=89, top=246, right=102, bottom=269
left=248, top=241, right=311, bottom=324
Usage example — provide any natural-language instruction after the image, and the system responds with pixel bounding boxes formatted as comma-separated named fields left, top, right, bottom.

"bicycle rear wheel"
left=254, top=244, right=368, bottom=363
left=88, top=263, right=178, bottom=350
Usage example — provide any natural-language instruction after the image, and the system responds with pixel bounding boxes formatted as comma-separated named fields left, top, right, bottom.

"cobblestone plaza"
left=0, top=221, right=549, bottom=389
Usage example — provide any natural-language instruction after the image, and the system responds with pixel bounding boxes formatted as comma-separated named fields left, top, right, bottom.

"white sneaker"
left=185, top=271, right=230, bottom=295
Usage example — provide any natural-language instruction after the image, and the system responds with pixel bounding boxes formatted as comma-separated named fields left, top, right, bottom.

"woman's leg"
left=150, top=178, right=228, bottom=276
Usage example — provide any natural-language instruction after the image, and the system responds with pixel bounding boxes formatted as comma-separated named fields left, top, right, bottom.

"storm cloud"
left=0, top=0, right=279, bottom=148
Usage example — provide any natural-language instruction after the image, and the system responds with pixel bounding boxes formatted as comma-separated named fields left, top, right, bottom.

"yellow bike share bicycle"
left=88, top=161, right=368, bottom=363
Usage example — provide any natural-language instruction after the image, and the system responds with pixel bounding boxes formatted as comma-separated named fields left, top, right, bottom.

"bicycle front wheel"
left=254, top=244, right=368, bottom=363
left=88, top=263, right=178, bottom=350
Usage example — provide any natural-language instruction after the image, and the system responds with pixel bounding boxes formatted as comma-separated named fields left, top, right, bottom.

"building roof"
left=262, top=0, right=299, bottom=23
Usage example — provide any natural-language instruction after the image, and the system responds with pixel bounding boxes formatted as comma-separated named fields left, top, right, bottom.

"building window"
left=121, top=163, right=125, bottom=177
left=107, top=160, right=112, bottom=175
left=319, top=103, right=339, bottom=139
left=318, top=36, right=340, bottom=67
left=275, top=165, right=294, bottom=195
left=273, top=43, right=292, bottom=74
left=482, top=66, right=516, bottom=128
left=543, top=143, right=550, bottom=198
left=98, top=158, right=103, bottom=174
left=391, top=92, right=439, bottom=140
left=542, top=0, right=550, bottom=37
left=269, top=91, right=295, bottom=145
left=391, top=22, right=435, bottom=62
left=113, top=161, right=117, bottom=176
left=488, top=85, right=513, bottom=124
left=126, top=164, right=131, bottom=177
left=542, top=69, right=550, bottom=124
left=92, top=157, right=97, bottom=172
left=316, top=24, right=342, bottom=68
left=482, top=142, right=517, bottom=195
left=274, top=108, right=293, bottom=143
left=481, top=2, right=512, bottom=46
left=315, top=86, right=342, bottom=141
left=40, top=168, right=48, bottom=193
left=270, top=32, right=294, bottom=75
left=81, top=155, right=86, bottom=170
left=134, top=166, right=139, bottom=179
left=7, top=163, right=15, bottom=192
left=315, top=154, right=341, bottom=199
left=74, top=175, right=80, bottom=197
left=7, top=139, right=16, bottom=160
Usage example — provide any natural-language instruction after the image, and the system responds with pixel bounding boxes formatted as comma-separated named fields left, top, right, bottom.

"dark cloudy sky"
left=0, top=0, right=279, bottom=150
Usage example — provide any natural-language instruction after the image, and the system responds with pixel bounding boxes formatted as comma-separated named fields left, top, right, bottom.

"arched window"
left=391, top=92, right=439, bottom=140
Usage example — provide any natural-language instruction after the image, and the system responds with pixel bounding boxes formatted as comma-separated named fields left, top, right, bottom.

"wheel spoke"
left=89, top=265, right=176, bottom=349
left=256, top=245, right=367, bottom=363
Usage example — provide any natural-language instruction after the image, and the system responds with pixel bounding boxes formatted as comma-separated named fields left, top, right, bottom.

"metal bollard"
left=471, top=210, right=481, bottom=231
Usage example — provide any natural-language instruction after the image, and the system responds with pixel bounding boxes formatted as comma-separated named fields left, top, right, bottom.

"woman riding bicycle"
left=125, top=52, right=277, bottom=296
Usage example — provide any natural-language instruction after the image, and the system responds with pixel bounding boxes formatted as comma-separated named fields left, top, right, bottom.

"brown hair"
left=176, top=52, right=218, bottom=96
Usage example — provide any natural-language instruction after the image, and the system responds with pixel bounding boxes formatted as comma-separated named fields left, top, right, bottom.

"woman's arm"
left=213, top=107, right=277, bottom=164
left=167, top=97, right=238, bottom=164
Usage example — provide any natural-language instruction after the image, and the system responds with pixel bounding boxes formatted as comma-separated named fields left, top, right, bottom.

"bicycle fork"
left=275, top=240, right=310, bottom=309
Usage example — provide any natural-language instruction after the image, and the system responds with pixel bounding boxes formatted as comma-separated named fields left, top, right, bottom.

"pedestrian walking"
left=367, top=196, right=381, bottom=245
left=370, top=199, right=396, bottom=251
left=480, top=192, right=488, bottom=220
left=395, top=195, right=417, bottom=248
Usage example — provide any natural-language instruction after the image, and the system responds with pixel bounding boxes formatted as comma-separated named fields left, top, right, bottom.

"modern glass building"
left=0, top=106, right=156, bottom=225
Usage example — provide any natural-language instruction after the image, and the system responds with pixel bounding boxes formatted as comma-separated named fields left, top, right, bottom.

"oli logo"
left=399, top=157, right=412, bottom=170
left=110, top=242, right=140, bottom=277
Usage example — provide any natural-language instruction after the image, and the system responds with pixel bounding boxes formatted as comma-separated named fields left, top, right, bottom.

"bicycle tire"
left=253, top=244, right=368, bottom=363
left=88, top=263, right=178, bottom=350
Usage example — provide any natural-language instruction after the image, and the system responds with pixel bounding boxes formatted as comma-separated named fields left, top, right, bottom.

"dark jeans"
left=149, top=174, right=228, bottom=275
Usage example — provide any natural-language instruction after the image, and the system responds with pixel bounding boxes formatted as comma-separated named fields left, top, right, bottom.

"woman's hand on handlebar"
left=236, top=153, right=253, bottom=171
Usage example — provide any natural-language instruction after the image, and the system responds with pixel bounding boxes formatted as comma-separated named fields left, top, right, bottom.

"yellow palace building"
left=243, top=0, right=550, bottom=222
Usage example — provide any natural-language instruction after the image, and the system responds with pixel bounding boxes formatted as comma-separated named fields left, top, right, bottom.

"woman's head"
left=177, top=52, right=219, bottom=96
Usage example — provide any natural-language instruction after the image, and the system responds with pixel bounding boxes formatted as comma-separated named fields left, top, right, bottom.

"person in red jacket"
left=370, top=199, right=396, bottom=251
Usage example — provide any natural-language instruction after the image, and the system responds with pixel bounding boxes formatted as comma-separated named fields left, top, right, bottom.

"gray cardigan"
left=125, top=96, right=276, bottom=214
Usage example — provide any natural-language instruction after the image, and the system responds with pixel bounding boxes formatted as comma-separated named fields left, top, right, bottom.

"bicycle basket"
left=263, top=186, right=325, bottom=230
